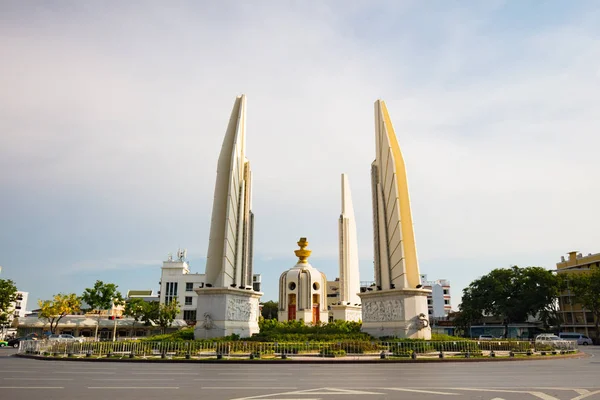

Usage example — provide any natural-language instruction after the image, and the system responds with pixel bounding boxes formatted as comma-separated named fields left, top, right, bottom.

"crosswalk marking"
left=571, top=390, right=600, bottom=400
left=451, top=387, right=559, bottom=400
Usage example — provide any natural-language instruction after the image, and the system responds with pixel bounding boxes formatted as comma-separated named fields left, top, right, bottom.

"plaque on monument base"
left=330, top=304, right=362, bottom=322
left=193, top=287, right=263, bottom=339
left=358, top=288, right=431, bottom=339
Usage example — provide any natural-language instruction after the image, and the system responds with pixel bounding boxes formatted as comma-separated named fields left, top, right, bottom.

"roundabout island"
left=16, top=327, right=580, bottom=363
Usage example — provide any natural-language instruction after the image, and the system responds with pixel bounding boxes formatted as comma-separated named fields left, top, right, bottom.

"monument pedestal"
left=330, top=304, right=362, bottom=322
left=358, top=288, right=431, bottom=339
left=194, top=287, right=262, bottom=339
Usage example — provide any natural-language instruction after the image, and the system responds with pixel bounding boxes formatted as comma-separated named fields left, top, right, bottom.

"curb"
left=15, top=352, right=585, bottom=364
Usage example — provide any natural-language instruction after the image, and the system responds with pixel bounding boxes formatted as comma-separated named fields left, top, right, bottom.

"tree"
left=156, top=299, right=180, bottom=334
left=459, top=266, right=561, bottom=338
left=260, top=301, right=278, bottom=320
left=454, top=292, right=483, bottom=337
left=124, top=298, right=158, bottom=338
left=81, top=281, right=124, bottom=340
left=141, top=301, right=160, bottom=327
left=38, top=293, right=81, bottom=334
left=0, top=279, right=18, bottom=336
left=569, top=267, right=600, bottom=340
left=538, top=274, right=567, bottom=332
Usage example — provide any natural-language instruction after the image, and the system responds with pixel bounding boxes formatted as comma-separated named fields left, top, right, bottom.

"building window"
left=444, top=299, right=450, bottom=305
left=443, top=289, right=449, bottom=295
left=183, top=310, right=197, bottom=321
left=427, top=299, right=432, bottom=305
left=327, top=294, right=338, bottom=298
left=185, top=296, right=193, bottom=306
left=165, top=282, right=178, bottom=305
left=186, top=282, right=194, bottom=292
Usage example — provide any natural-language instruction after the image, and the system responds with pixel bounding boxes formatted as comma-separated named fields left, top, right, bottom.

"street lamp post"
left=112, top=312, right=118, bottom=342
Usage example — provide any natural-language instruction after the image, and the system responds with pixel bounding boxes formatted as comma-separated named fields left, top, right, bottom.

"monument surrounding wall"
left=194, top=94, right=262, bottom=339
left=330, top=174, right=362, bottom=322
left=358, top=99, right=431, bottom=339
left=278, top=238, right=328, bottom=325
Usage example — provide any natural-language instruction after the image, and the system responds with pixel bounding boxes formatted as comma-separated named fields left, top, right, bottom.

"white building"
left=12, top=291, right=29, bottom=318
left=1, top=290, right=28, bottom=339
left=420, top=274, right=452, bottom=318
left=159, top=249, right=262, bottom=326
left=159, top=250, right=205, bottom=324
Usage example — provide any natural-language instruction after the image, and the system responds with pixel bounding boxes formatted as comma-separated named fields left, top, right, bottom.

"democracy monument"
left=194, top=95, right=262, bottom=339
left=359, top=100, right=431, bottom=339
left=194, top=95, right=430, bottom=339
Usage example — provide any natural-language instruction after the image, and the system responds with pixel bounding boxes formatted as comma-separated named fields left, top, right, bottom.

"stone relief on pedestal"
left=227, top=298, right=253, bottom=321
left=347, top=309, right=362, bottom=321
left=362, top=299, right=403, bottom=322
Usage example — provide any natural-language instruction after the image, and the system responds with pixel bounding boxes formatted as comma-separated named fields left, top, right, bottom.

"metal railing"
left=18, top=339, right=577, bottom=358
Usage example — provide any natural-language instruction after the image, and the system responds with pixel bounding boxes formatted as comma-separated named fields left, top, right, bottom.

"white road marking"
left=385, top=388, right=459, bottom=395
left=194, top=378, right=278, bottom=381
left=53, top=371, right=115, bottom=374
left=202, top=387, right=298, bottom=390
left=308, top=372, right=381, bottom=376
left=219, top=372, right=294, bottom=375
left=299, top=378, right=389, bottom=381
left=229, top=387, right=383, bottom=400
left=4, top=378, right=73, bottom=381
left=452, top=388, right=560, bottom=400
left=131, top=372, right=198, bottom=375
left=571, top=390, right=600, bottom=400
left=0, top=370, right=31, bottom=373
left=88, top=386, right=179, bottom=389
left=531, top=388, right=591, bottom=395
left=290, top=388, right=384, bottom=395
left=0, top=386, right=64, bottom=389
left=92, top=378, right=175, bottom=381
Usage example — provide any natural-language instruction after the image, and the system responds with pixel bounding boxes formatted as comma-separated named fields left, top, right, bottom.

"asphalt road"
left=1, top=347, right=600, bottom=400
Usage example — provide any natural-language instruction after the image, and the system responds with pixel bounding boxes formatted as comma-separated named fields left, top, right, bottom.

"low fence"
left=18, top=339, right=577, bottom=358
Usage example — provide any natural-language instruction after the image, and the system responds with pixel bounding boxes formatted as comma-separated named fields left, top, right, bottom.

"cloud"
left=0, top=2, right=599, bottom=308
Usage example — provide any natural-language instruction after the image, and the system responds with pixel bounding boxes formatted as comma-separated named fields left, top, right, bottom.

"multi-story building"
left=0, top=290, right=29, bottom=339
left=159, top=250, right=205, bottom=325
left=556, top=251, right=600, bottom=337
left=326, top=279, right=341, bottom=308
left=12, top=291, right=28, bottom=319
left=252, top=274, right=262, bottom=292
left=159, top=250, right=262, bottom=325
left=420, top=275, right=451, bottom=318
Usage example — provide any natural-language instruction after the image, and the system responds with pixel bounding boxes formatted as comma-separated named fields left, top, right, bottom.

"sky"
left=1, top=1, right=599, bottom=311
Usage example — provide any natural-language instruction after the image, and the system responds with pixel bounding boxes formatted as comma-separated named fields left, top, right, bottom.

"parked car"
left=47, top=334, right=85, bottom=343
left=558, top=332, right=593, bottom=345
left=535, top=334, right=570, bottom=349
left=478, top=335, right=496, bottom=341
left=0, top=340, right=8, bottom=347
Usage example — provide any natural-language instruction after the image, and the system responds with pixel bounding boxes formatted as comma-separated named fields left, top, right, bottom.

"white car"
left=47, top=334, right=85, bottom=343
left=478, top=335, right=496, bottom=341
left=535, top=334, right=570, bottom=349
